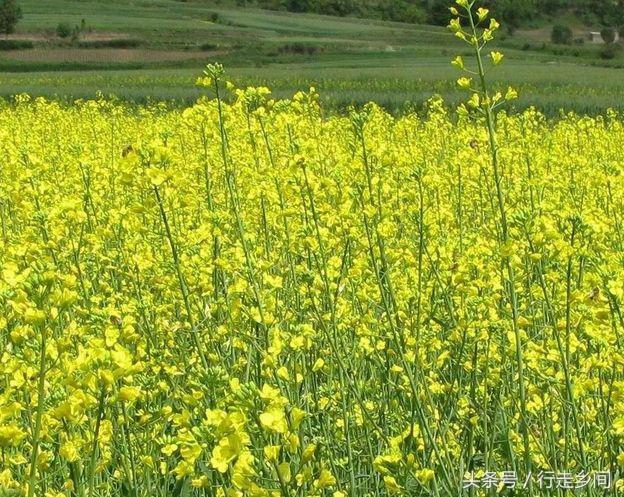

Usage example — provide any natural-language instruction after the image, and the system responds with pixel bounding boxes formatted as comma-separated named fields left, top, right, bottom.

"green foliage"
left=551, top=24, right=573, bottom=45
left=601, top=26, right=616, bottom=44
left=277, top=42, right=319, bottom=54
left=0, top=0, right=21, bottom=35
left=77, top=38, right=142, bottom=48
left=377, top=0, right=426, bottom=23
left=423, top=0, right=451, bottom=24
left=487, top=0, right=536, bottom=31
left=56, top=22, right=72, bottom=39
left=253, top=0, right=624, bottom=27
left=260, top=0, right=427, bottom=23
left=0, top=38, right=30, bottom=49
left=600, top=44, right=619, bottom=59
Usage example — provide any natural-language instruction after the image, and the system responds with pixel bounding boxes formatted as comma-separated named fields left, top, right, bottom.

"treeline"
left=234, top=0, right=624, bottom=29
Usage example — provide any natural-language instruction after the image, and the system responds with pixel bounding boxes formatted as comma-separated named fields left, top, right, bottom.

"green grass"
left=1, top=59, right=623, bottom=115
left=0, top=0, right=623, bottom=113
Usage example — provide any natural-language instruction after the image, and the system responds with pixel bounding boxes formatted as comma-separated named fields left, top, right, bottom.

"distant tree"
left=237, top=0, right=624, bottom=29
left=541, top=0, right=568, bottom=15
left=551, top=23, right=573, bottom=44
left=403, top=4, right=427, bottom=23
left=591, top=0, right=624, bottom=27
left=486, top=0, right=537, bottom=33
left=373, top=0, right=426, bottom=23
left=0, top=0, right=22, bottom=36
left=424, top=0, right=451, bottom=25
left=601, top=26, right=616, bottom=44
left=286, top=0, right=313, bottom=12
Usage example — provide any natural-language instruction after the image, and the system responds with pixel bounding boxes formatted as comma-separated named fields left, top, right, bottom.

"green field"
left=0, top=0, right=622, bottom=112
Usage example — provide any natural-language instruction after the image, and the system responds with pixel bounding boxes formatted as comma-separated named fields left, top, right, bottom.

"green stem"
left=466, top=4, right=532, bottom=486
left=27, top=325, right=47, bottom=497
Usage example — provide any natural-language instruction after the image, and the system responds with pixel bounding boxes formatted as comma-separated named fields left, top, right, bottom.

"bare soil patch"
left=5, top=31, right=134, bottom=42
left=2, top=48, right=220, bottom=63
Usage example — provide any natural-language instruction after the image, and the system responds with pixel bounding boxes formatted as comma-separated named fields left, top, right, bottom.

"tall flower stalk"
left=448, top=0, right=533, bottom=486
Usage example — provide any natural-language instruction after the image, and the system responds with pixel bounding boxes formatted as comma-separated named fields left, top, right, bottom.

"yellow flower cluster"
left=0, top=74, right=623, bottom=496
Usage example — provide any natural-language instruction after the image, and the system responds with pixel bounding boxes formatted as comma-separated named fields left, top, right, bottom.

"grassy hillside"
left=0, top=0, right=622, bottom=113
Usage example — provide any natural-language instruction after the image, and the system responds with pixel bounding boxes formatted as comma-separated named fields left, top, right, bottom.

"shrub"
left=601, top=27, right=616, bottom=44
left=56, top=22, right=72, bottom=39
left=600, top=44, right=618, bottom=59
left=278, top=42, right=319, bottom=55
left=551, top=24, right=573, bottom=45
left=71, top=28, right=80, bottom=43
left=77, top=38, right=142, bottom=48
left=0, top=38, right=32, bottom=49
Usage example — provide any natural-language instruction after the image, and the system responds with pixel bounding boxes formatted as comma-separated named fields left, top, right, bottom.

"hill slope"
left=0, top=0, right=621, bottom=113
